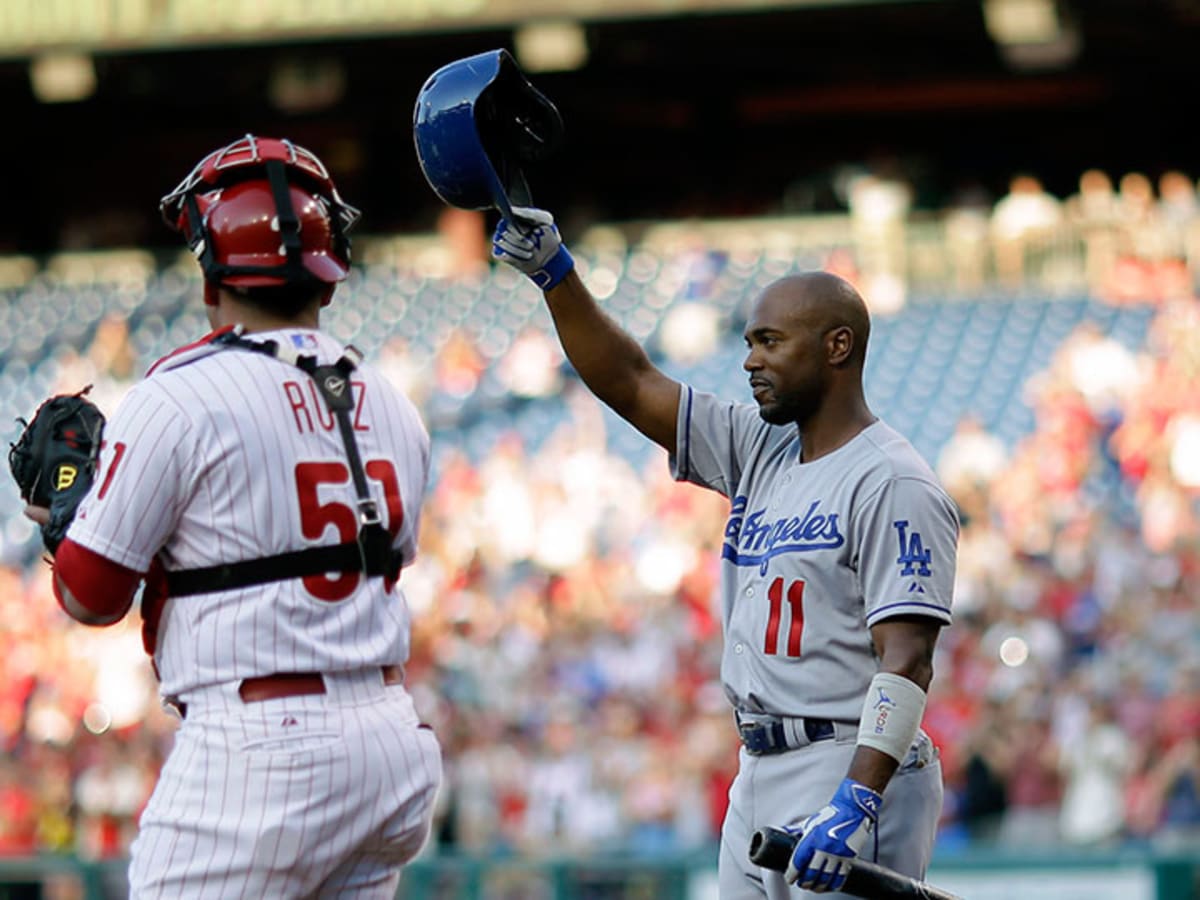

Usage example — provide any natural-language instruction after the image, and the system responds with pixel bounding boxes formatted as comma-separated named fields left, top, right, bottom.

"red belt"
left=171, top=665, right=404, bottom=718
left=239, top=664, right=405, bottom=702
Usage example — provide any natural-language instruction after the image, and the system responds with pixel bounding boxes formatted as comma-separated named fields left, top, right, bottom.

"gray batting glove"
left=492, top=206, right=575, bottom=290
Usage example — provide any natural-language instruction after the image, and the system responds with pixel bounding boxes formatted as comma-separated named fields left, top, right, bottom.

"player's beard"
left=755, top=381, right=824, bottom=427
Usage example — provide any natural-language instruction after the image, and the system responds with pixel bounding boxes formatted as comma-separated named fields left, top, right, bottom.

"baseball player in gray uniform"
left=492, top=208, right=958, bottom=898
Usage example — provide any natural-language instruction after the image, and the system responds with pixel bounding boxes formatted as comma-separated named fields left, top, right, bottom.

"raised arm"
left=494, top=208, right=681, bottom=451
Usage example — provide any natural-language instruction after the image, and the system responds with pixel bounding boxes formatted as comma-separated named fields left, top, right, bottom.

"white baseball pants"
left=129, top=670, right=442, bottom=899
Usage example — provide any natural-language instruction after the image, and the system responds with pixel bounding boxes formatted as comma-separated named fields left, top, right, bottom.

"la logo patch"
left=893, top=520, right=931, bottom=592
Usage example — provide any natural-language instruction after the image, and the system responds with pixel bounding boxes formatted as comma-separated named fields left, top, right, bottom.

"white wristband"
left=857, top=672, right=926, bottom=764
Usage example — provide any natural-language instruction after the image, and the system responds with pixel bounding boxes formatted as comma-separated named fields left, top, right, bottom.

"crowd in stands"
left=1, top=167, right=1199, bottom=868
left=844, top=161, right=1199, bottom=306
left=931, top=297, right=1200, bottom=851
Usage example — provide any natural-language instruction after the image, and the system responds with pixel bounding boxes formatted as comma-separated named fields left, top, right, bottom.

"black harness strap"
left=183, top=160, right=321, bottom=288
left=264, top=160, right=305, bottom=272
left=165, top=330, right=401, bottom=598
left=166, top=542, right=372, bottom=597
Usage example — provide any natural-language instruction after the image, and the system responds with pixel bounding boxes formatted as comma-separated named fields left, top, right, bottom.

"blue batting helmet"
left=413, top=49, right=563, bottom=219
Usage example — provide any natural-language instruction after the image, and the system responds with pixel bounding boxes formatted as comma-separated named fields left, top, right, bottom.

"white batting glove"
left=492, top=206, right=575, bottom=290
left=784, top=777, right=880, bottom=892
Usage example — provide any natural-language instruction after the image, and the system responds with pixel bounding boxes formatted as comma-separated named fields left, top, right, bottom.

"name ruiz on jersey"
left=722, top=496, right=844, bottom=575
left=283, top=379, right=370, bottom=434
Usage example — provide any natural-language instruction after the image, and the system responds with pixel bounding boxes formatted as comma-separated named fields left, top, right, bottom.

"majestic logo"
left=722, top=497, right=844, bottom=574
left=55, top=464, right=78, bottom=491
left=894, top=519, right=931, bottom=592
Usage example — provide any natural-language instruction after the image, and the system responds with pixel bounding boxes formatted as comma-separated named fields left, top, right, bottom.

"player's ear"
left=826, top=325, right=855, bottom=366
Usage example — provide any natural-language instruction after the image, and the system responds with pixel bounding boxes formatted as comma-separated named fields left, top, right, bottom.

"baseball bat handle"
left=748, top=826, right=962, bottom=900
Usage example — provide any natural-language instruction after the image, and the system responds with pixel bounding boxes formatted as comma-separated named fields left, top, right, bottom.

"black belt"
left=737, top=716, right=836, bottom=756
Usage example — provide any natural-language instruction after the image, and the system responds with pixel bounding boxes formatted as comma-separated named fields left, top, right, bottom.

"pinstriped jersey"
left=68, top=328, right=430, bottom=699
left=671, top=387, right=958, bottom=721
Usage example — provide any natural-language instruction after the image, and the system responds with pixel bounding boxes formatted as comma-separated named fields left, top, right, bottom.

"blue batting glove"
left=784, top=777, right=881, bottom=893
left=492, top=206, right=575, bottom=290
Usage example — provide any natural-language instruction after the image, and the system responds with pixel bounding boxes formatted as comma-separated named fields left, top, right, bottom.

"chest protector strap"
left=165, top=329, right=400, bottom=597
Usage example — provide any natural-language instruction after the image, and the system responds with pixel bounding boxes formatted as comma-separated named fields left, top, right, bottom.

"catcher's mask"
left=413, top=49, right=563, bottom=219
left=160, top=135, right=360, bottom=294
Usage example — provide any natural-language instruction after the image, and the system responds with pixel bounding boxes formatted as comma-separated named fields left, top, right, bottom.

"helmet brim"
left=218, top=251, right=350, bottom=287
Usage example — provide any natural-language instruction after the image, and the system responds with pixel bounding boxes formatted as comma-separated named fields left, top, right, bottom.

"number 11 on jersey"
left=764, top=577, right=805, bottom=657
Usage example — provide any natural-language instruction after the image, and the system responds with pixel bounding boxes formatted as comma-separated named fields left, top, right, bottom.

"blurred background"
left=1, top=0, right=1199, bottom=897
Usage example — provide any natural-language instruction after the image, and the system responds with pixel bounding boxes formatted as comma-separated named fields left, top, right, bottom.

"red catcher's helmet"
left=160, top=135, right=360, bottom=289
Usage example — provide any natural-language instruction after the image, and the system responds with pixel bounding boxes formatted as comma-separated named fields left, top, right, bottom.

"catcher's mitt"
left=9, top=387, right=106, bottom=553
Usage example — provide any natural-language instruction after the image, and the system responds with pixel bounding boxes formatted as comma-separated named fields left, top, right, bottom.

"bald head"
left=742, top=270, right=876, bottom=439
left=757, top=271, right=871, bottom=367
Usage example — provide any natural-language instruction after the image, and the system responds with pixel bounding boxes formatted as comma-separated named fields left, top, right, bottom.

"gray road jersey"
left=671, top=386, right=959, bottom=721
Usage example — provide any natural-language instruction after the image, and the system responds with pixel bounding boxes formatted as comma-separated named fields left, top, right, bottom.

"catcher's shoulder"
left=145, top=326, right=237, bottom=378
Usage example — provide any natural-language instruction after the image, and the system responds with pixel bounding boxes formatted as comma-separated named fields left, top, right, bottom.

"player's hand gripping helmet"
left=160, top=134, right=360, bottom=294
left=413, top=49, right=563, bottom=220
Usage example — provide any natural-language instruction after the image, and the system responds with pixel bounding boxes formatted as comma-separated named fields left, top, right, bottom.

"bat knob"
left=748, top=825, right=797, bottom=872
